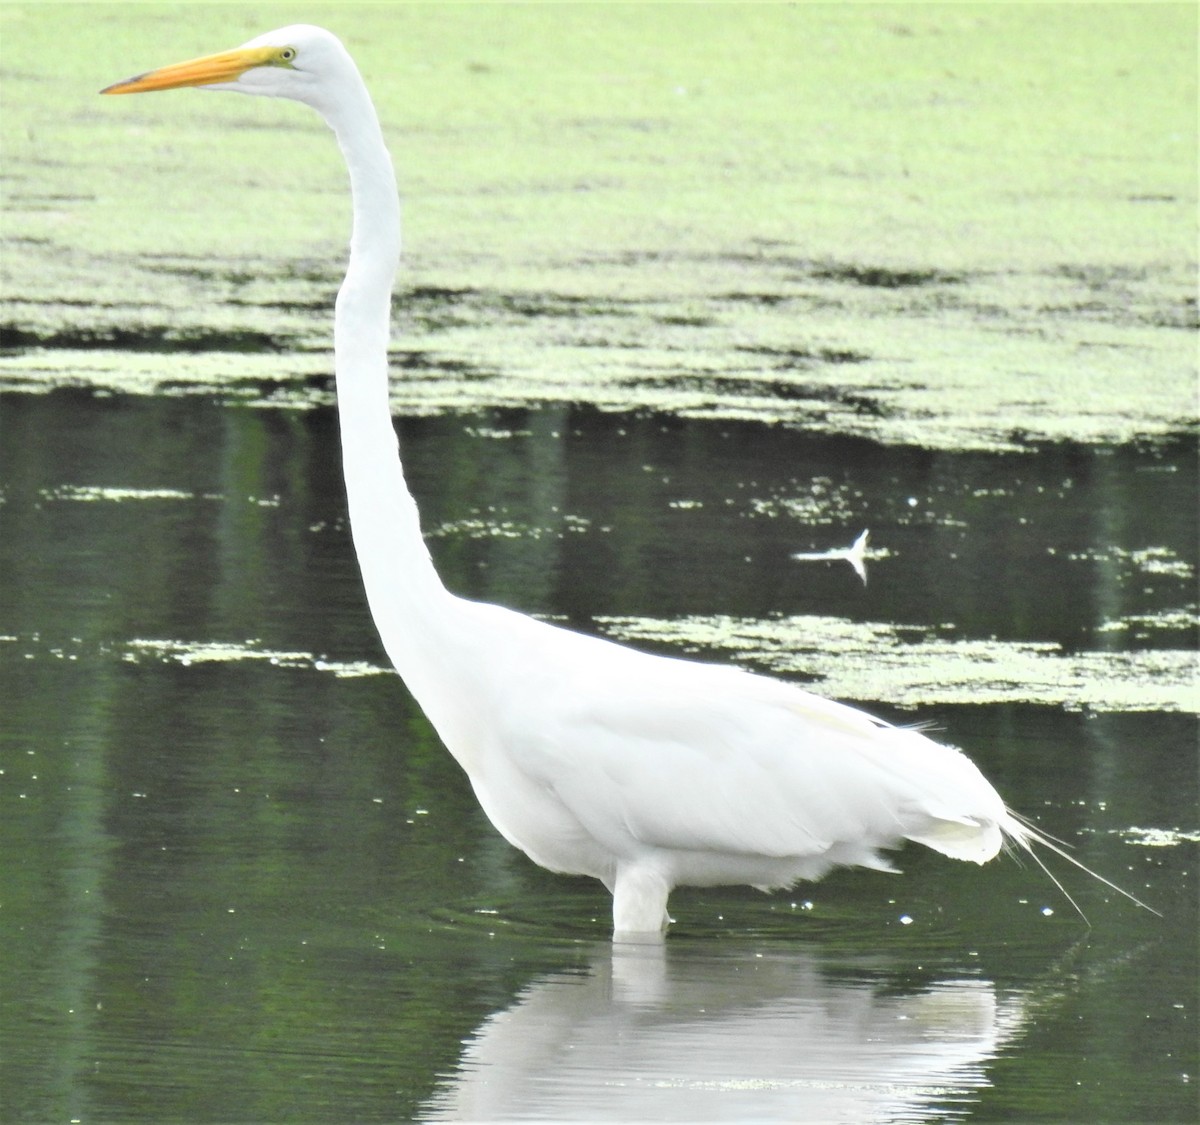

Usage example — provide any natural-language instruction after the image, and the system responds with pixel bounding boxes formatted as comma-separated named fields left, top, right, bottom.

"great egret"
left=102, top=25, right=1151, bottom=936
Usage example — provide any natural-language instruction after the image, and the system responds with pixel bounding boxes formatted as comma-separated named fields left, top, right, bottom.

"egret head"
left=101, top=25, right=352, bottom=109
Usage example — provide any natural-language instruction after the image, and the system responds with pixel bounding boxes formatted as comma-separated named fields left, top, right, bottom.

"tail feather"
left=906, top=815, right=1003, bottom=864
left=999, top=810, right=1162, bottom=922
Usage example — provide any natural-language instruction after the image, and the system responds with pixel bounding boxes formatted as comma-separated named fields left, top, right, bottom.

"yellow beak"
left=101, top=45, right=279, bottom=95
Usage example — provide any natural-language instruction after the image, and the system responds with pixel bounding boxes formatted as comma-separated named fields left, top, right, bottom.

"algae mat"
left=3, top=3, right=1196, bottom=449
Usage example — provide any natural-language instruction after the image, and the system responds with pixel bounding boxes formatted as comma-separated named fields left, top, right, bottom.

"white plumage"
left=103, top=25, right=1149, bottom=935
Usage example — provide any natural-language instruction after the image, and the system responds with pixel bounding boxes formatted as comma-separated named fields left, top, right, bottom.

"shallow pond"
left=2, top=4, right=1197, bottom=1123
left=3, top=392, right=1197, bottom=1122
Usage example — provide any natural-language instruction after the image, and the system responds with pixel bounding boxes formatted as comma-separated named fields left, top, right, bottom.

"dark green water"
left=2, top=391, right=1196, bottom=1122
left=2, top=4, right=1197, bottom=1122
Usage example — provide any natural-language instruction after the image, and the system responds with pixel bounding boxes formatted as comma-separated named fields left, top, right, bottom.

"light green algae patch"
left=4, top=264, right=1194, bottom=449
left=14, top=614, right=1193, bottom=713
left=0, top=634, right=386, bottom=679
left=40, top=484, right=197, bottom=502
left=123, top=638, right=392, bottom=679
left=1114, top=827, right=1200, bottom=848
left=1098, top=610, right=1200, bottom=642
left=3, top=4, right=1196, bottom=451
left=6, top=344, right=336, bottom=405
left=594, top=614, right=1200, bottom=714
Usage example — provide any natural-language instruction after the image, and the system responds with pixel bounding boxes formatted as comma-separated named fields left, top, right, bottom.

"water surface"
left=2, top=4, right=1197, bottom=1123
left=3, top=392, right=1196, bottom=1122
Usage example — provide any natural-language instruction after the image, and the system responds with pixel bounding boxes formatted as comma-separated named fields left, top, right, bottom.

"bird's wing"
left=497, top=626, right=1006, bottom=869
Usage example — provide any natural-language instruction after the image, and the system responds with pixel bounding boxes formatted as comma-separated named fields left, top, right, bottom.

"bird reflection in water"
left=425, top=941, right=1025, bottom=1122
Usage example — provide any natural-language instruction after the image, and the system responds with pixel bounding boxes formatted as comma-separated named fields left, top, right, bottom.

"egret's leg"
left=612, top=863, right=672, bottom=937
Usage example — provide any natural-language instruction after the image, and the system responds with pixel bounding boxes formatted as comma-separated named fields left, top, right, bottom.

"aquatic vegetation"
left=595, top=613, right=1200, bottom=714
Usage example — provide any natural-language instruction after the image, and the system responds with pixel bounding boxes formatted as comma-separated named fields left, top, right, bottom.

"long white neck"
left=317, top=64, right=458, bottom=687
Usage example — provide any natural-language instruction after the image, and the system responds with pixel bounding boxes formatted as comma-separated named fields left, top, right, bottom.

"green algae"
left=2, top=3, right=1196, bottom=450
left=6, top=608, right=1192, bottom=712
left=594, top=613, right=1200, bottom=714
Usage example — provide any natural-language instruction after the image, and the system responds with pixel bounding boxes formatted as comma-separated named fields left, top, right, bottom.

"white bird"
left=102, top=26, right=1152, bottom=936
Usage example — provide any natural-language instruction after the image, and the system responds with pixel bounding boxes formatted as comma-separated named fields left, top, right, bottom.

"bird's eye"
left=279, top=47, right=297, bottom=63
